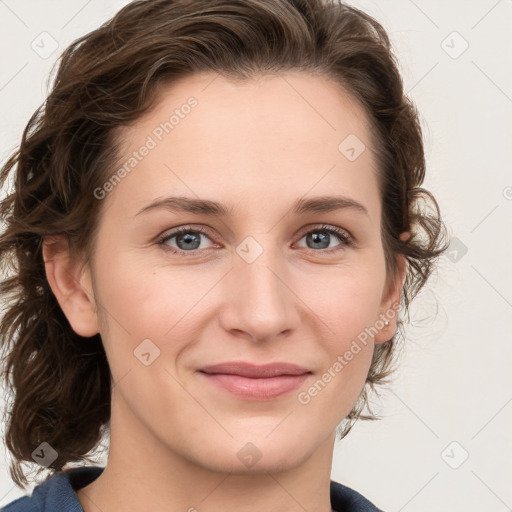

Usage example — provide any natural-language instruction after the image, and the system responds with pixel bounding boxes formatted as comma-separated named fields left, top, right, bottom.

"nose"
left=218, top=246, right=301, bottom=343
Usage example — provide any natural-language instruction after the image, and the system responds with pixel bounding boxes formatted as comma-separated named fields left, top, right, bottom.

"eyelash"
left=157, top=224, right=354, bottom=257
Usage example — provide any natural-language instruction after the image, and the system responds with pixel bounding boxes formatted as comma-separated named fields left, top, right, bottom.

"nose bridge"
left=221, top=238, right=299, bottom=340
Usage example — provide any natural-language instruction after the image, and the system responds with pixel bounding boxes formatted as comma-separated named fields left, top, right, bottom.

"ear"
left=374, top=231, right=409, bottom=344
left=42, top=235, right=99, bottom=337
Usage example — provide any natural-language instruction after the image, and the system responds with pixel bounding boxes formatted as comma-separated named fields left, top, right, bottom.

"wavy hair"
left=0, top=0, right=448, bottom=488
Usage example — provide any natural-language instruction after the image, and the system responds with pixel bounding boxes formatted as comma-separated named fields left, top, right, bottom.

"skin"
left=43, top=71, right=407, bottom=512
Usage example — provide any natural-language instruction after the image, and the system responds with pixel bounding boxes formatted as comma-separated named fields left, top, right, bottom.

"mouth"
left=197, top=362, right=312, bottom=400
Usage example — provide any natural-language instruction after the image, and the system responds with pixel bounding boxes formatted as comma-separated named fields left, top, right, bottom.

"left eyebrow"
left=134, top=194, right=369, bottom=218
left=292, top=195, right=369, bottom=217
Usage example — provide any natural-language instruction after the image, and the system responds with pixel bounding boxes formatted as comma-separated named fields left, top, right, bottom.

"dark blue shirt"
left=1, top=466, right=383, bottom=511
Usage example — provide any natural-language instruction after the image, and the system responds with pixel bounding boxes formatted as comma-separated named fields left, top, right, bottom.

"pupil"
left=309, top=232, right=329, bottom=249
left=178, top=232, right=200, bottom=250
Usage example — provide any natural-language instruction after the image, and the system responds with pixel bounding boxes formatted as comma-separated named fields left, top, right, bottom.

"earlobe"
left=42, top=235, right=99, bottom=337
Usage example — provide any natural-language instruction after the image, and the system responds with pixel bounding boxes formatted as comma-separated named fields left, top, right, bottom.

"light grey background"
left=1, top=1, right=511, bottom=511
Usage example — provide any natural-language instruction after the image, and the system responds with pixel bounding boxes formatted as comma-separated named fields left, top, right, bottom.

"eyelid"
left=157, top=223, right=354, bottom=255
left=293, top=223, right=354, bottom=253
left=295, top=223, right=353, bottom=243
left=157, top=224, right=218, bottom=251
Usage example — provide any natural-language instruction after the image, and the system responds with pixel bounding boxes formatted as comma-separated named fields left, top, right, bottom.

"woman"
left=0, top=0, right=447, bottom=511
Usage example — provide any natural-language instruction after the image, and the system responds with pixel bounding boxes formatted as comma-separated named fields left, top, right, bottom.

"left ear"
left=374, top=232, right=409, bottom=344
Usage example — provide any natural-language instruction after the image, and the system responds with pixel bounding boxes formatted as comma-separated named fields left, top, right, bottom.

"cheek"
left=300, top=262, right=386, bottom=342
left=295, top=275, right=382, bottom=413
left=93, top=231, right=386, bottom=370
left=297, top=261, right=386, bottom=394
left=92, top=248, right=214, bottom=376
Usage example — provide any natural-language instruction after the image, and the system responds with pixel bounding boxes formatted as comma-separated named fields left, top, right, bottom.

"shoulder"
left=1, top=466, right=104, bottom=512
left=330, top=480, right=385, bottom=512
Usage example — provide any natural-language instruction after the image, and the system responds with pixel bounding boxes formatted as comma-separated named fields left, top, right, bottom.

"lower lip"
left=199, top=372, right=311, bottom=400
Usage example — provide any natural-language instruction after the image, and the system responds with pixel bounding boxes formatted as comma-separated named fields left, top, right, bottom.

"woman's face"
left=72, top=72, right=405, bottom=474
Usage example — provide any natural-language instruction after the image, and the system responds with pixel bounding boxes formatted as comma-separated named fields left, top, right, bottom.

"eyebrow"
left=134, top=195, right=369, bottom=218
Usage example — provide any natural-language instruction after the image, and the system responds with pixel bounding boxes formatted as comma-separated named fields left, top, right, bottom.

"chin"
left=192, top=432, right=316, bottom=475
left=205, top=451, right=309, bottom=476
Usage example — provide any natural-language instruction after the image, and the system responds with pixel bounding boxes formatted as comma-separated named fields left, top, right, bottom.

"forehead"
left=105, top=71, right=381, bottom=224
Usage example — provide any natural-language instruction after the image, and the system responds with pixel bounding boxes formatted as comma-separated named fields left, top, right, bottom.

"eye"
left=295, top=224, right=353, bottom=253
left=157, top=226, right=216, bottom=256
left=157, top=223, right=353, bottom=257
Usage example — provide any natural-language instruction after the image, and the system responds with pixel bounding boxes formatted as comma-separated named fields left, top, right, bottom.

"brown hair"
left=0, top=0, right=448, bottom=488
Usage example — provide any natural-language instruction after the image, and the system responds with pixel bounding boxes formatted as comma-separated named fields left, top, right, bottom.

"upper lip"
left=199, top=362, right=312, bottom=378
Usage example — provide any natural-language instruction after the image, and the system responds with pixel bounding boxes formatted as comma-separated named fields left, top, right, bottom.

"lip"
left=197, top=362, right=312, bottom=400
left=199, top=361, right=311, bottom=378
